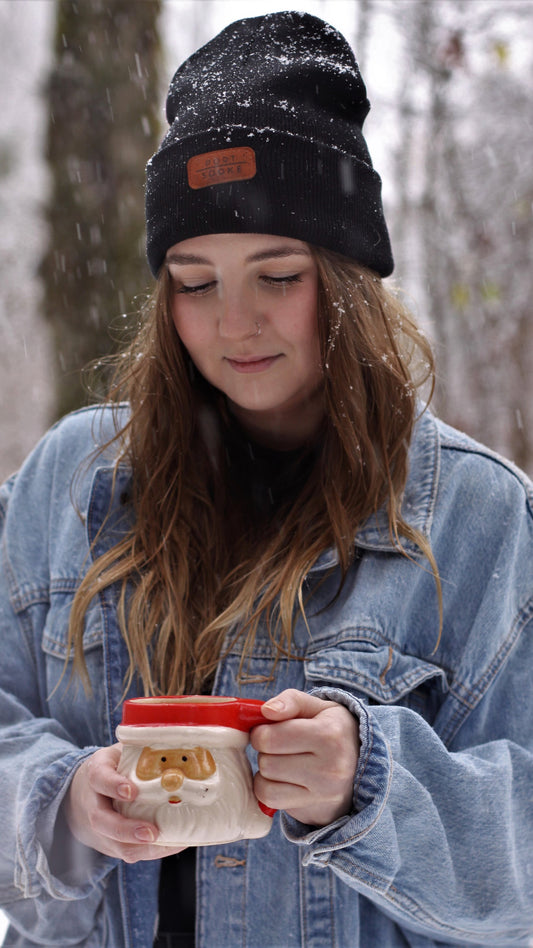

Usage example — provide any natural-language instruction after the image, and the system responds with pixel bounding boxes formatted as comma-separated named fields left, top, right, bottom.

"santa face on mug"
left=117, top=740, right=273, bottom=845
left=136, top=745, right=219, bottom=805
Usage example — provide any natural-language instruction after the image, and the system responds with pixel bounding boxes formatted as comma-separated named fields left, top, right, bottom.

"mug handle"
left=239, top=700, right=278, bottom=818
left=258, top=800, right=277, bottom=818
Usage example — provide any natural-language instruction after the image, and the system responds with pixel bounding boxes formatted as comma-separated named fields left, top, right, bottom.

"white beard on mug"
left=118, top=744, right=273, bottom=845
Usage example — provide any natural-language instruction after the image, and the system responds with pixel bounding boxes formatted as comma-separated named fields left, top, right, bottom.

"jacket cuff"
left=15, top=746, right=117, bottom=900
left=281, top=687, right=392, bottom=859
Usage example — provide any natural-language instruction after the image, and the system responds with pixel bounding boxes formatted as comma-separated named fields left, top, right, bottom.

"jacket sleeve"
left=283, top=463, right=533, bottom=945
left=0, top=432, right=117, bottom=944
left=284, top=672, right=533, bottom=946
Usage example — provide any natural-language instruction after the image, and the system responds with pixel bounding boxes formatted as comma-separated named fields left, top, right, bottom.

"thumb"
left=261, top=689, right=331, bottom=722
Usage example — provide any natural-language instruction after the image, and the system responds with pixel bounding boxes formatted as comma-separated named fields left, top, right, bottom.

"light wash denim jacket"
left=0, top=405, right=532, bottom=948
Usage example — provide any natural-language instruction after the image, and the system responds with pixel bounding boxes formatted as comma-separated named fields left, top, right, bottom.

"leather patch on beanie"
left=187, top=147, right=256, bottom=189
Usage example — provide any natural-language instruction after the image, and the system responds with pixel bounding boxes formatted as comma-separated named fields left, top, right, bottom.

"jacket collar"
left=310, top=410, right=440, bottom=570
left=88, top=410, right=440, bottom=567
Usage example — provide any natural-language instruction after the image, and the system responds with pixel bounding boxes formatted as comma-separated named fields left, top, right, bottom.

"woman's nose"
left=218, top=289, right=259, bottom=340
left=161, top=769, right=185, bottom=791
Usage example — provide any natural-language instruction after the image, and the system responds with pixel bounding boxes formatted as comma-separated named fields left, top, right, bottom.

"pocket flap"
left=41, top=588, right=103, bottom=659
left=306, top=640, right=449, bottom=703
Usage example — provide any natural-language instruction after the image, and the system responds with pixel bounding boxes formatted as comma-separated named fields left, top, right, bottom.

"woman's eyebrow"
left=245, top=247, right=311, bottom=263
left=166, top=253, right=210, bottom=265
left=166, top=246, right=310, bottom=266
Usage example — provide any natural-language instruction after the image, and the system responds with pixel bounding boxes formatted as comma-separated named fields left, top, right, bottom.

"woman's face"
left=166, top=233, right=324, bottom=448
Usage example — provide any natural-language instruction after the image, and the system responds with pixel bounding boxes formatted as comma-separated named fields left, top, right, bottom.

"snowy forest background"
left=0, top=0, right=532, bottom=941
left=1, top=0, right=533, bottom=485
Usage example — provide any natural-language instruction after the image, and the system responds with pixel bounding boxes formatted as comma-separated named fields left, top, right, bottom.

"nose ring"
left=255, top=321, right=262, bottom=336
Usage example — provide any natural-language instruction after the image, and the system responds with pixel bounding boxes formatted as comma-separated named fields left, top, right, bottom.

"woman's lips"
left=226, top=355, right=281, bottom=374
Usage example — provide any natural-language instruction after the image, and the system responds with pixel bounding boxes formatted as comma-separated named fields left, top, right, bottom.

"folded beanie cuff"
left=146, top=128, right=393, bottom=278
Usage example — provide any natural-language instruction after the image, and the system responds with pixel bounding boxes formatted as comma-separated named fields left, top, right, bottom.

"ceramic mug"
left=115, top=695, right=276, bottom=846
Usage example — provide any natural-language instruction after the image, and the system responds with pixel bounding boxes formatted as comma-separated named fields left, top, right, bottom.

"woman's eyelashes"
left=175, top=273, right=304, bottom=296
left=176, top=280, right=216, bottom=296
left=261, top=273, right=303, bottom=287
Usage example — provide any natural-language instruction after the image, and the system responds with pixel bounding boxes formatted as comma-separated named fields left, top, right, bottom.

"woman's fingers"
left=259, top=689, right=332, bottom=722
left=251, top=689, right=359, bottom=827
left=84, top=744, right=136, bottom=801
left=89, top=796, right=156, bottom=846
left=64, top=744, right=185, bottom=863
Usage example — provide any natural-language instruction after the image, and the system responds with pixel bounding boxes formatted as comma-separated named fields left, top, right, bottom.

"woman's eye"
left=177, top=281, right=216, bottom=296
left=262, top=274, right=302, bottom=287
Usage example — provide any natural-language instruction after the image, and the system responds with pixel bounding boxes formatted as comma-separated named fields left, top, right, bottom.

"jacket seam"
left=1, top=548, right=42, bottom=681
left=439, top=440, right=533, bottom=516
left=352, top=716, right=377, bottom=809
left=309, top=737, right=393, bottom=853
left=330, top=850, right=515, bottom=941
left=442, top=598, right=533, bottom=744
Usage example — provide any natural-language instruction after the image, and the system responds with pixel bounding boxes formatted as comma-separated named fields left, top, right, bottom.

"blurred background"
left=1, top=0, right=532, bottom=485
left=0, top=0, right=532, bottom=939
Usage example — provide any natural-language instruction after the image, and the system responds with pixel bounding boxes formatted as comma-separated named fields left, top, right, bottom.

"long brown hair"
left=67, top=245, right=439, bottom=696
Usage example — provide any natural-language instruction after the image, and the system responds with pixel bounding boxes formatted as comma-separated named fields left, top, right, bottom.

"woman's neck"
left=226, top=392, right=325, bottom=451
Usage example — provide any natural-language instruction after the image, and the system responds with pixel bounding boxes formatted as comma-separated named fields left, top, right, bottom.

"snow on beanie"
left=145, top=10, right=393, bottom=277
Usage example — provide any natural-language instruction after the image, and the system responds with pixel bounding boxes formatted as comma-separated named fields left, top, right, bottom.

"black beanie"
left=145, top=10, right=393, bottom=278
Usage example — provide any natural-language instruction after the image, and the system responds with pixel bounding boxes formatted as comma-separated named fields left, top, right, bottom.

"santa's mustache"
left=136, top=770, right=221, bottom=806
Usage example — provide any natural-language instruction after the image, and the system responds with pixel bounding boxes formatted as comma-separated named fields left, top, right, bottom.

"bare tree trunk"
left=390, top=0, right=533, bottom=473
left=353, top=0, right=372, bottom=74
left=411, top=1, right=456, bottom=414
left=40, top=0, right=163, bottom=420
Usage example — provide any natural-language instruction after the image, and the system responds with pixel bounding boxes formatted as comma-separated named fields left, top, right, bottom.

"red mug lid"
left=120, top=695, right=267, bottom=731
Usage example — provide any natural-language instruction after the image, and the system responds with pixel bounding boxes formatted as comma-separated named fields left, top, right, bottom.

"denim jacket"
left=0, top=405, right=532, bottom=948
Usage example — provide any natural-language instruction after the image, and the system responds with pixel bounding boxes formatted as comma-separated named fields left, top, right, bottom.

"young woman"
left=1, top=11, right=532, bottom=948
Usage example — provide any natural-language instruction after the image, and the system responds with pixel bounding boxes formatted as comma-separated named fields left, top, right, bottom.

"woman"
left=1, top=11, right=532, bottom=948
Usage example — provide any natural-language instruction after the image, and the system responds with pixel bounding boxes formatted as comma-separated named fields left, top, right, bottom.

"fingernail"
left=118, top=783, right=132, bottom=800
left=135, top=826, right=155, bottom=842
left=265, top=698, right=285, bottom=711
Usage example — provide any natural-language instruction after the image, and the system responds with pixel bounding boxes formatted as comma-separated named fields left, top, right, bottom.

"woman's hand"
left=64, top=743, right=186, bottom=863
left=251, top=689, right=360, bottom=828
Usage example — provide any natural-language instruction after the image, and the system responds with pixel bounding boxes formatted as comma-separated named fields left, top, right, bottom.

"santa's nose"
left=161, top=769, right=185, bottom=792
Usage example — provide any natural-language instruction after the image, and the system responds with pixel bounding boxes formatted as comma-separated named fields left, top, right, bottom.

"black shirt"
left=156, top=426, right=316, bottom=943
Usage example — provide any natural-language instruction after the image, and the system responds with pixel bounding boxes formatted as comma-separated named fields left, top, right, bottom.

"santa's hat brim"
left=116, top=724, right=249, bottom=749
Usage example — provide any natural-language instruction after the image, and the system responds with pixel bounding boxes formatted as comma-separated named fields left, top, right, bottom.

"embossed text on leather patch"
left=187, top=147, right=257, bottom=189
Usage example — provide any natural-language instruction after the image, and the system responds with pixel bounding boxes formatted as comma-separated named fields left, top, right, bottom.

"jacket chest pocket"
left=305, top=637, right=449, bottom=723
left=41, top=588, right=107, bottom=746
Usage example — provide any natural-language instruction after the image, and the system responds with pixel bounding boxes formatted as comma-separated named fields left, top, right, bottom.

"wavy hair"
left=67, top=246, right=439, bottom=696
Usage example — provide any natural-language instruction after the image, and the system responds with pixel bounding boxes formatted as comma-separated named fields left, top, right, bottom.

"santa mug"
left=115, top=695, right=276, bottom=846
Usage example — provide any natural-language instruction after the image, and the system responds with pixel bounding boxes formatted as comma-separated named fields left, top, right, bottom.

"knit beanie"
left=145, top=11, right=393, bottom=278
